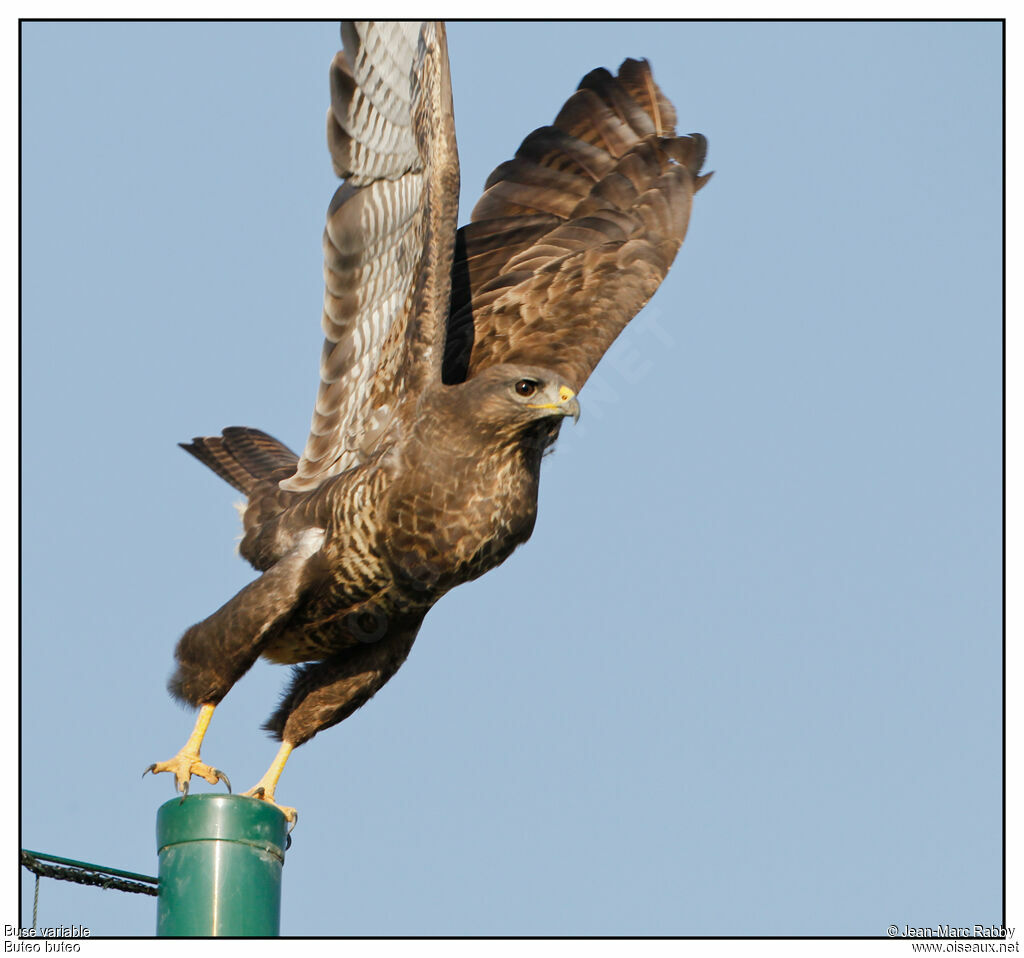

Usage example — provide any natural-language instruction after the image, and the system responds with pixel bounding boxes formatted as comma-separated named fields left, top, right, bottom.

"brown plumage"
left=146, top=21, right=709, bottom=820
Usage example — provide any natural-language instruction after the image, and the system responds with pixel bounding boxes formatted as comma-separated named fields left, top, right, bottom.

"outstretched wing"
left=443, top=58, right=709, bottom=390
left=282, top=21, right=459, bottom=493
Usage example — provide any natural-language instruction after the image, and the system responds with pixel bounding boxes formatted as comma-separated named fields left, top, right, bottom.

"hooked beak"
left=528, top=385, right=581, bottom=424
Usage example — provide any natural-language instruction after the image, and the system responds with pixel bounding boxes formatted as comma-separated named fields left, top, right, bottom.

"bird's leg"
left=242, top=627, right=420, bottom=827
left=242, top=741, right=297, bottom=824
left=144, top=703, right=231, bottom=796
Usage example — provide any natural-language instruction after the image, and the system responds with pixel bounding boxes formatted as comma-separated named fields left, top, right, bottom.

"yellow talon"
left=242, top=741, right=297, bottom=824
left=145, top=704, right=231, bottom=795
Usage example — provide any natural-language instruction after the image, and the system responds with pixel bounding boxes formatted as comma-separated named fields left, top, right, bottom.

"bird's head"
left=437, top=363, right=581, bottom=455
left=461, top=363, right=580, bottom=427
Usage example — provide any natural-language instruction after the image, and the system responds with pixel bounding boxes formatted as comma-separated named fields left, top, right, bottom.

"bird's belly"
left=261, top=629, right=342, bottom=665
left=260, top=463, right=539, bottom=664
left=259, top=586, right=399, bottom=664
left=260, top=518, right=399, bottom=664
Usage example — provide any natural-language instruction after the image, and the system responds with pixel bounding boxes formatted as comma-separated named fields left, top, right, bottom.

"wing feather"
left=443, top=58, right=709, bottom=389
left=283, top=21, right=457, bottom=493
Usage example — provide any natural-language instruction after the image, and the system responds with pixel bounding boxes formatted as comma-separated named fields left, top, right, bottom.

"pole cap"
left=157, top=794, right=289, bottom=863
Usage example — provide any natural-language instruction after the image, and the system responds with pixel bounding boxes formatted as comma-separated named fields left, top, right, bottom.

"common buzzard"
left=146, top=21, right=710, bottom=821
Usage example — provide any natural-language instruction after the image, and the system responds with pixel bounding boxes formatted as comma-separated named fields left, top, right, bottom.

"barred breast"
left=257, top=462, right=399, bottom=664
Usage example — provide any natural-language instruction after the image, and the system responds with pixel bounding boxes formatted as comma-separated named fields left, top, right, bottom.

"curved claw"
left=242, top=785, right=297, bottom=826
left=213, top=769, right=232, bottom=793
left=145, top=753, right=229, bottom=797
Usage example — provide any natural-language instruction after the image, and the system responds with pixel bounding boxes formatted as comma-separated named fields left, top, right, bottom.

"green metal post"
left=155, top=794, right=289, bottom=936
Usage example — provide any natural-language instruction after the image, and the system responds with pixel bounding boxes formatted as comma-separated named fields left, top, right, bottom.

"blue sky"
left=19, top=21, right=1002, bottom=936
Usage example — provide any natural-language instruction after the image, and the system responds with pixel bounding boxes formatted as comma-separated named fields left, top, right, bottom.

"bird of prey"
left=146, top=21, right=710, bottom=822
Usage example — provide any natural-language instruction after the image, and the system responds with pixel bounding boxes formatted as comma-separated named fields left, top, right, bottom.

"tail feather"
left=181, top=427, right=298, bottom=495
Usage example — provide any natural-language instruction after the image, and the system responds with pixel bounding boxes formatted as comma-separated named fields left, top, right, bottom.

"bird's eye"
left=514, top=379, right=539, bottom=398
